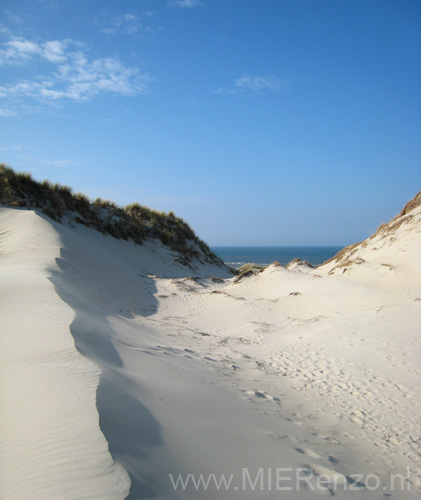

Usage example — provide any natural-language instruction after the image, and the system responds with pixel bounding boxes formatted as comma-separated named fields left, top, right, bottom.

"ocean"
left=211, top=246, right=343, bottom=269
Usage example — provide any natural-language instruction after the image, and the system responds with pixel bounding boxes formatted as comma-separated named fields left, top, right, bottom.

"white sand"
left=1, top=202, right=420, bottom=499
left=0, top=209, right=130, bottom=500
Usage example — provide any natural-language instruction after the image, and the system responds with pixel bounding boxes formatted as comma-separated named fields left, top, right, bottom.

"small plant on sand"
left=237, top=263, right=265, bottom=274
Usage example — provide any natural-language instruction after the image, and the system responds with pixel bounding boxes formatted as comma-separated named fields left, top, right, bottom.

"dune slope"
left=0, top=209, right=130, bottom=500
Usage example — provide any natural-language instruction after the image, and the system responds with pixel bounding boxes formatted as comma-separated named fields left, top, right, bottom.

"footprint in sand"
left=241, top=389, right=280, bottom=403
left=295, top=447, right=322, bottom=459
left=308, top=464, right=348, bottom=486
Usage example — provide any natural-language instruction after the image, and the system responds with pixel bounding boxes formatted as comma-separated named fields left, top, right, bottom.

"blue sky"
left=1, top=0, right=420, bottom=245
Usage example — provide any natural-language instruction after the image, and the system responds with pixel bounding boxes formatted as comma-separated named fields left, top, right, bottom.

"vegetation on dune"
left=286, top=258, right=313, bottom=269
left=0, top=164, right=223, bottom=267
left=398, top=191, right=421, bottom=218
left=322, top=190, right=421, bottom=269
left=233, top=262, right=267, bottom=283
left=237, top=262, right=265, bottom=274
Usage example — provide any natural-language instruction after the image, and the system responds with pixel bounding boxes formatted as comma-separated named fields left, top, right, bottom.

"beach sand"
left=1, top=199, right=420, bottom=499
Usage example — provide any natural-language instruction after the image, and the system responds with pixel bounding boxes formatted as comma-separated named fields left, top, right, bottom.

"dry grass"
left=322, top=191, right=421, bottom=268
left=233, top=269, right=255, bottom=283
left=398, top=191, right=421, bottom=218
left=237, top=263, right=265, bottom=274
left=322, top=241, right=361, bottom=267
left=286, top=258, right=313, bottom=268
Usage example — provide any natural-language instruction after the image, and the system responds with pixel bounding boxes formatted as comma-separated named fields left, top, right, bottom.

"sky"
left=0, top=0, right=420, bottom=246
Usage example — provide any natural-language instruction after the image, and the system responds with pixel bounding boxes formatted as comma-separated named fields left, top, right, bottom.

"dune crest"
left=0, top=209, right=131, bottom=500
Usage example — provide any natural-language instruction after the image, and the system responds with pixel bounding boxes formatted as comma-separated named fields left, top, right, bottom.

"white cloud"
left=0, top=81, right=43, bottom=97
left=235, top=74, right=288, bottom=92
left=0, top=36, right=153, bottom=108
left=42, top=40, right=68, bottom=63
left=168, top=0, right=204, bottom=8
left=214, top=73, right=290, bottom=95
left=0, top=38, right=41, bottom=64
left=100, top=13, right=146, bottom=36
left=0, top=37, right=75, bottom=66
left=122, top=14, right=142, bottom=34
left=0, top=107, right=16, bottom=116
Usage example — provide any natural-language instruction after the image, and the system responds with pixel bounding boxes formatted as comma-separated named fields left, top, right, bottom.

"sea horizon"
left=211, top=245, right=343, bottom=268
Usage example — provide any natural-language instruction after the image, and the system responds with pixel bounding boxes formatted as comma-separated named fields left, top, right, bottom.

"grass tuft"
left=237, top=263, right=265, bottom=274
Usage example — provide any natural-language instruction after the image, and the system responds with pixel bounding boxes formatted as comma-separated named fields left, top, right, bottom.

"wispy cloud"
left=16, top=153, right=80, bottom=167
left=0, top=106, right=16, bottom=116
left=42, top=40, right=69, bottom=63
left=0, top=36, right=153, bottom=112
left=168, top=0, right=204, bottom=8
left=215, top=73, right=290, bottom=95
left=99, top=13, right=153, bottom=36
left=236, top=74, right=289, bottom=92
left=36, top=158, right=81, bottom=167
left=0, top=144, right=35, bottom=151
left=0, top=38, right=43, bottom=64
left=0, top=145, right=78, bottom=168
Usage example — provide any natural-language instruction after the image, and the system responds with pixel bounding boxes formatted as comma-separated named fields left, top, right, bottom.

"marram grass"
left=0, top=164, right=222, bottom=267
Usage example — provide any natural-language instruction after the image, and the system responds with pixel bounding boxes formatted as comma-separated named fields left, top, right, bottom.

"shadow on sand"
left=50, top=246, right=163, bottom=499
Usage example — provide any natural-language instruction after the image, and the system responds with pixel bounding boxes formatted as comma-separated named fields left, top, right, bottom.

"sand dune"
left=0, top=210, right=130, bottom=500
left=0, top=198, right=420, bottom=498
